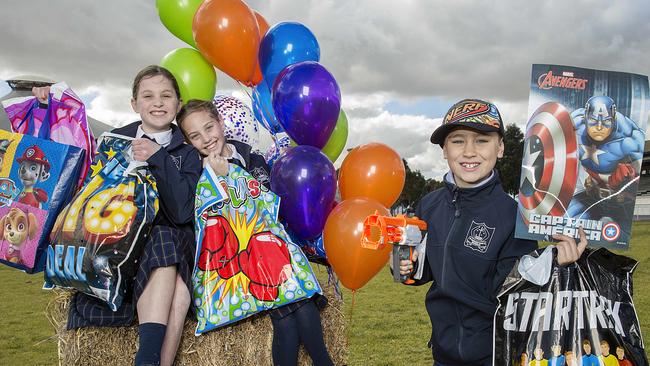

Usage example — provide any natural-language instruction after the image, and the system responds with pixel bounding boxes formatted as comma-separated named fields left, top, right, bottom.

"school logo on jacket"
left=170, top=155, right=182, bottom=170
left=464, top=221, right=495, bottom=253
left=249, top=167, right=269, bottom=185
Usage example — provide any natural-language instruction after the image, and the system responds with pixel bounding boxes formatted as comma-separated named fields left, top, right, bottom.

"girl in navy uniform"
left=46, top=66, right=203, bottom=366
left=177, top=99, right=333, bottom=366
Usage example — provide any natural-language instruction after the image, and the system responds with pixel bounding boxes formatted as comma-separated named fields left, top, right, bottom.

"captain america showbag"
left=192, top=163, right=322, bottom=335
left=494, top=247, right=647, bottom=366
left=45, top=133, right=159, bottom=311
left=516, top=65, right=649, bottom=249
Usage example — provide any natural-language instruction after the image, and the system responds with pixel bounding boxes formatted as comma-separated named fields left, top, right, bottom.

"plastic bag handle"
left=14, top=95, right=52, bottom=139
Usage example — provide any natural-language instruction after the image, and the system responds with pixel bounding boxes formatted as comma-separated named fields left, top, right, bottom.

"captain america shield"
left=518, top=102, right=578, bottom=223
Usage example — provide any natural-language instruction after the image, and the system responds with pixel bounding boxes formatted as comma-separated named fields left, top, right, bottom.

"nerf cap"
left=430, top=99, right=504, bottom=146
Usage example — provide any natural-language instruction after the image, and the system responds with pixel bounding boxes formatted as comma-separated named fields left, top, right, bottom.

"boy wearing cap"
left=399, top=99, right=587, bottom=366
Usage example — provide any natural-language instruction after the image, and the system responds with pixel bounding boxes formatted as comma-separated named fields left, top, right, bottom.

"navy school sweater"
left=412, top=171, right=537, bottom=365
left=111, top=122, right=202, bottom=235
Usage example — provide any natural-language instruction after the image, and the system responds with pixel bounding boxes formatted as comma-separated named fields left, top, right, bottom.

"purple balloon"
left=270, top=146, right=336, bottom=240
left=272, top=61, right=341, bottom=149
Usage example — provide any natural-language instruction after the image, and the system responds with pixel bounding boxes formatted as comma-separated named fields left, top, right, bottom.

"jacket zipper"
left=444, top=187, right=464, bottom=359
left=440, top=187, right=461, bottom=289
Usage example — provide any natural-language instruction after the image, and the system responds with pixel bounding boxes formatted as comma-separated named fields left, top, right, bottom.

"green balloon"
left=322, top=109, right=349, bottom=162
left=156, top=0, right=203, bottom=48
left=160, top=48, right=217, bottom=103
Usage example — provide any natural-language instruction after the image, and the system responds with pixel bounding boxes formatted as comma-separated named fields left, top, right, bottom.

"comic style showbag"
left=2, top=82, right=96, bottom=188
left=192, top=164, right=322, bottom=334
left=516, top=65, right=649, bottom=249
left=494, top=248, right=647, bottom=366
left=0, top=130, right=83, bottom=273
left=44, top=134, right=159, bottom=311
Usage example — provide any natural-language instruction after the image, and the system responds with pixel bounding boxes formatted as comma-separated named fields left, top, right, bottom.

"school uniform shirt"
left=411, top=170, right=538, bottom=365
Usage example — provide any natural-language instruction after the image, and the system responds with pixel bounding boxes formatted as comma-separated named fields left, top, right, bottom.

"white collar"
left=201, top=143, right=247, bottom=170
left=136, top=125, right=173, bottom=147
left=445, top=170, right=494, bottom=188
left=225, top=143, right=246, bottom=168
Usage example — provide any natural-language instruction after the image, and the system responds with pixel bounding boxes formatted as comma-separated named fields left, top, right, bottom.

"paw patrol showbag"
left=192, top=164, right=321, bottom=335
left=2, top=82, right=96, bottom=188
left=45, top=133, right=159, bottom=311
left=0, top=129, right=84, bottom=273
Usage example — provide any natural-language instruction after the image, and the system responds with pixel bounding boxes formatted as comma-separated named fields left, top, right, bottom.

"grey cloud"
left=249, top=0, right=650, bottom=103
left=3, top=0, right=649, bottom=106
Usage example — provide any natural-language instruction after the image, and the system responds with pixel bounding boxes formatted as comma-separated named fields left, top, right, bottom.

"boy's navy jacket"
left=413, top=171, right=537, bottom=365
left=111, top=122, right=202, bottom=235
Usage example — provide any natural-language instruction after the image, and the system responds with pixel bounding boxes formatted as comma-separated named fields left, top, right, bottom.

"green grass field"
left=1, top=221, right=649, bottom=365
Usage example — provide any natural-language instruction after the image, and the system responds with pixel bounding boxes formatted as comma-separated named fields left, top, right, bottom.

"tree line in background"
left=393, top=124, right=524, bottom=213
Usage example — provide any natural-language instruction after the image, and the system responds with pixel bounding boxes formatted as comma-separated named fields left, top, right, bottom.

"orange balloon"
left=323, top=197, right=390, bottom=291
left=193, top=0, right=260, bottom=86
left=250, top=10, right=270, bottom=86
left=339, top=142, right=406, bottom=207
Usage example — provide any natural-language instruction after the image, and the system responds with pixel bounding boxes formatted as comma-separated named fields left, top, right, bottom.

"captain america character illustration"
left=566, top=96, right=645, bottom=240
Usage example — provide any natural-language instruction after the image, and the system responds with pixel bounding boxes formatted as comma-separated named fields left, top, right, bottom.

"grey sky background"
left=1, top=0, right=649, bottom=179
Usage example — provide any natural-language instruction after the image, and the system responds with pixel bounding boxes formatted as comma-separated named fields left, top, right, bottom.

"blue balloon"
left=252, top=83, right=284, bottom=134
left=270, top=146, right=336, bottom=240
left=259, top=22, right=320, bottom=90
left=272, top=61, right=340, bottom=148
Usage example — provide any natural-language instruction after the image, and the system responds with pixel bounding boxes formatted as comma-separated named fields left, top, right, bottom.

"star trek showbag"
left=516, top=65, right=649, bottom=249
left=494, top=247, right=647, bottom=366
left=44, top=134, right=159, bottom=311
left=192, top=164, right=322, bottom=335
left=0, top=129, right=83, bottom=273
left=2, top=82, right=96, bottom=188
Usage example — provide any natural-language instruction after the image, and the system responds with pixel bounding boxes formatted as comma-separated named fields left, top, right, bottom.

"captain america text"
left=527, top=213, right=602, bottom=240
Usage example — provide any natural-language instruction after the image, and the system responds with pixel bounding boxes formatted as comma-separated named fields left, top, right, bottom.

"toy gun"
left=361, top=211, right=427, bottom=284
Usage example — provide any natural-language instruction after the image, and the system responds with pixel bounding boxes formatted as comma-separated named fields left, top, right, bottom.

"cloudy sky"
left=1, top=0, right=649, bottom=179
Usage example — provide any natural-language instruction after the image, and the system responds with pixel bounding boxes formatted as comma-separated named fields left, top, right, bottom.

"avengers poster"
left=516, top=64, right=649, bottom=249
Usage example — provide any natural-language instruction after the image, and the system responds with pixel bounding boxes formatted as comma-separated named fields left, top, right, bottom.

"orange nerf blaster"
left=361, top=211, right=427, bottom=284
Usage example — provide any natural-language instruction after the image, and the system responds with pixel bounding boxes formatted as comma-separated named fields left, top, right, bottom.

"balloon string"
left=245, top=82, right=281, bottom=153
left=327, top=266, right=343, bottom=301
left=349, top=290, right=356, bottom=323
left=235, top=80, right=281, bottom=158
left=236, top=80, right=254, bottom=101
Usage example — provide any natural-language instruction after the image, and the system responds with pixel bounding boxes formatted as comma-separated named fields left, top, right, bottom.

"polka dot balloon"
left=213, top=95, right=260, bottom=148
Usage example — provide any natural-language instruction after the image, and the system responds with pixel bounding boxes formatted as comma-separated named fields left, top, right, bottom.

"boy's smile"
left=442, top=128, right=503, bottom=188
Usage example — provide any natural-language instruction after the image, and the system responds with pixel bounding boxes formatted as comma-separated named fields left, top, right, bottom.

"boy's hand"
left=206, top=151, right=229, bottom=175
left=132, top=138, right=161, bottom=162
left=32, top=86, right=51, bottom=104
left=398, top=249, right=418, bottom=276
left=552, top=227, right=588, bottom=266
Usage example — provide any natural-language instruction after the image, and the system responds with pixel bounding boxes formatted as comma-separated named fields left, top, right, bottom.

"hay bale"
left=46, top=283, right=348, bottom=366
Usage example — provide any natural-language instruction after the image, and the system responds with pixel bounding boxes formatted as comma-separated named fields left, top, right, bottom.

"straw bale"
left=46, top=284, right=347, bottom=366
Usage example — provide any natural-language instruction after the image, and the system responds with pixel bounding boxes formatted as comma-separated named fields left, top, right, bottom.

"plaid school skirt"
left=67, top=225, right=195, bottom=329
